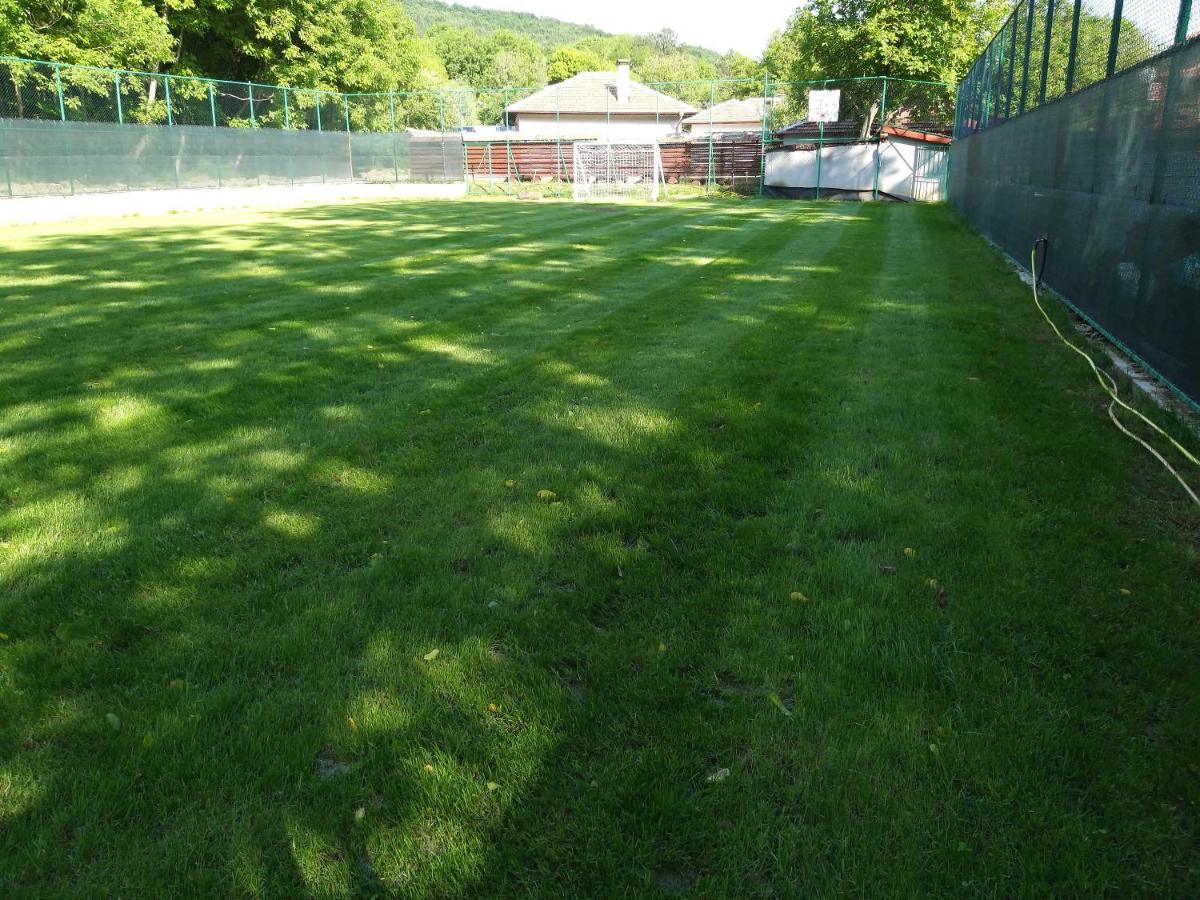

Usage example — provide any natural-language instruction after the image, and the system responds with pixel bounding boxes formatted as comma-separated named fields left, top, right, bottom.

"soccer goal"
left=572, top=141, right=667, bottom=202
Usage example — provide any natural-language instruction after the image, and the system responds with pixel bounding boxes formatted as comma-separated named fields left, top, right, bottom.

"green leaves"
left=765, top=0, right=1004, bottom=85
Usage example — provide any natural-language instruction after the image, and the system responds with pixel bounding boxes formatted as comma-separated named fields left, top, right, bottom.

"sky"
left=450, top=0, right=801, bottom=57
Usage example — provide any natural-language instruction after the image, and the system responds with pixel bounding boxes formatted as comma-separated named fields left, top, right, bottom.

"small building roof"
left=681, top=97, right=766, bottom=126
left=775, top=120, right=871, bottom=140
left=881, top=124, right=952, bottom=144
left=506, top=71, right=698, bottom=117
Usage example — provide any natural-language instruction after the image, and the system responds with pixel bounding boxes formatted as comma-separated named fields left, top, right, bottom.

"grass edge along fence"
left=952, top=0, right=1200, bottom=409
left=1, top=55, right=953, bottom=200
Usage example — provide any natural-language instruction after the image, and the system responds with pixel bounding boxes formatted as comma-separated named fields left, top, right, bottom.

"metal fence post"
left=988, top=32, right=1002, bottom=125
left=953, top=77, right=964, bottom=138
left=873, top=76, right=888, bottom=200
left=503, top=88, right=511, bottom=194
left=389, top=91, right=398, bottom=182
left=459, top=90, right=469, bottom=188
left=982, top=46, right=992, bottom=126
left=1019, top=0, right=1036, bottom=112
left=1107, top=0, right=1125, bottom=78
left=707, top=79, right=715, bottom=192
left=1038, top=0, right=1057, bottom=103
left=816, top=79, right=828, bottom=199
left=283, top=88, right=290, bottom=129
left=248, top=82, right=256, bottom=126
left=344, top=95, right=352, bottom=182
left=440, top=92, right=447, bottom=182
left=166, top=76, right=180, bottom=187
left=1177, top=0, right=1192, bottom=44
left=1065, top=0, right=1084, bottom=94
left=998, top=24, right=1010, bottom=117
left=316, top=95, right=322, bottom=133
left=209, top=81, right=217, bottom=127
left=115, top=73, right=123, bottom=125
left=1005, top=12, right=1019, bottom=116
left=52, top=64, right=74, bottom=194
left=54, top=63, right=66, bottom=121
left=758, top=72, right=770, bottom=197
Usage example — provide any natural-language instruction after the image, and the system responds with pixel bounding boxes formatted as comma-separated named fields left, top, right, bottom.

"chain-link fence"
left=458, top=76, right=954, bottom=199
left=1, top=56, right=957, bottom=201
left=761, top=77, right=953, bottom=201
left=0, top=57, right=467, bottom=196
left=952, top=1, right=1200, bottom=407
left=956, top=0, right=1196, bottom=136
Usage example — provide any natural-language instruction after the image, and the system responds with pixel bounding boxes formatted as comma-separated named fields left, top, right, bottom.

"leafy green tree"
left=428, top=23, right=489, bottom=86
left=763, top=0, right=1008, bottom=132
left=547, top=46, right=604, bottom=82
left=174, top=0, right=421, bottom=92
left=483, top=29, right=546, bottom=88
left=765, top=0, right=1006, bottom=85
left=719, top=50, right=764, bottom=98
left=0, top=0, right=175, bottom=68
left=639, top=52, right=718, bottom=106
left=652, top=28, right=679, bottom=53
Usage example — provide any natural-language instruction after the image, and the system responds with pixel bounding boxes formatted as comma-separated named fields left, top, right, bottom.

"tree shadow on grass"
left=2, top=200, right=1196, bottom=896
left=0, top=198, right=873, bottom=893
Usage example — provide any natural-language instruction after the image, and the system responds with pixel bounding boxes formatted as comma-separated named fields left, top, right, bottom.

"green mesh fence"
left=953, top=0, right=1200, bottom=406
left=761, top=77, right=952, bottom=201
left=457, top=76, right=953, bottom=199
left=956, top=0, right=1195, bottom=133
left=0, top=57, right=465, bottom=196
left=1, top=56, right=959, bottom=203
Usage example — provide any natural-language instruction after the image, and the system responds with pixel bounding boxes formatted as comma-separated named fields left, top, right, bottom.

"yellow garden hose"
left=1028, top=242, right=1199, bottom=507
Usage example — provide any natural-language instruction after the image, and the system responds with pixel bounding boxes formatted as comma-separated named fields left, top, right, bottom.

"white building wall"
left=685, top=121, right=761, bottom=136
left=514, top=113, right=683, bottom=140
left=765, top=136, right=947, bottom=201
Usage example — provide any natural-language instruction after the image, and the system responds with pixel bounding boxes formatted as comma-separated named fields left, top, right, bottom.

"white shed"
left=765, top=126, right=950, bottom=202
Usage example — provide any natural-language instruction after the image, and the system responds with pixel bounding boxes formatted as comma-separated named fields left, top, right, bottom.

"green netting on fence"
left=956, top=0, right=1196, bottom=136
left=0, top=55, right=960, bottom=201
left=457, top=76, right=953, bottom=200
left=952, top=3, right=1200, bottom=406
left=0, top=119, right=465, bottom=197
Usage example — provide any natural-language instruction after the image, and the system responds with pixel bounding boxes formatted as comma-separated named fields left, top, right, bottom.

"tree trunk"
left=860, top=99, right=880, bottom=139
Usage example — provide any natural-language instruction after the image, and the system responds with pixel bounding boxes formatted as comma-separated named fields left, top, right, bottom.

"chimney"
left=615, top=59, right=631, bottom=104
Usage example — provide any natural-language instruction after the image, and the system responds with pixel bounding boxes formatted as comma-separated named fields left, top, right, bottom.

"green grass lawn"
left=1, top=197, right=1198, bottom=896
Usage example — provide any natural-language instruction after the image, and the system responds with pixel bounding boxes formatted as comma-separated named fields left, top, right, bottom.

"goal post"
left=572, top=141, right=667, bottom=202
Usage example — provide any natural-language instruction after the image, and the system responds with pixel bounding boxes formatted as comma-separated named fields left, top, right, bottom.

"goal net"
left=572, top=141, right=666, bottom=202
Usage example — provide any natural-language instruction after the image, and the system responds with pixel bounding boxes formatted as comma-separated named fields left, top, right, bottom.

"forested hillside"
left=1, top=0, right=1012, bottom=117
left=0, top=0, right=753, bottom=103
left=404, top=0, right=606, bottom=47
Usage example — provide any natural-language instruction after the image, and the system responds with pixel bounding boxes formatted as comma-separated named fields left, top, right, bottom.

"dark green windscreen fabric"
left=0, top=119, right=464, bottom=197
left=951, top=38, right=1200, bottom=405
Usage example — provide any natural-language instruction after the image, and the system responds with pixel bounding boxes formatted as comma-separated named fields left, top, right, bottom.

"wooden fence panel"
left=463, top=138, right=770, bottom=187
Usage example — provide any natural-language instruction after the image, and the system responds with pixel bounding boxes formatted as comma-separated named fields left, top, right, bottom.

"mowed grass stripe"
left=0, top=203, right=591, bottom=381
left=0, top=204, right=777, bottom=542
left=0, top=200, right=1196, bottom=897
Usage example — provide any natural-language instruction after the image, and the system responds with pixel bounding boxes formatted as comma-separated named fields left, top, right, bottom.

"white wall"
left=765, top=137, right=947, bottom=201
left=514, top=113, right=682, bottom=140
left=685, top=122, right=761, bottom=137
